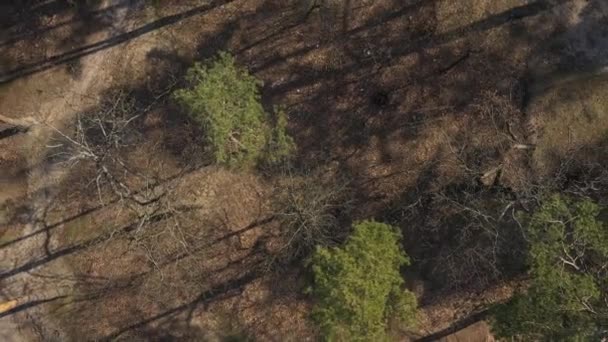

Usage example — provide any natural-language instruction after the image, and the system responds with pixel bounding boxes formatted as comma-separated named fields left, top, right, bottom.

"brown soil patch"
left=43, top=165, right=313, bottom=340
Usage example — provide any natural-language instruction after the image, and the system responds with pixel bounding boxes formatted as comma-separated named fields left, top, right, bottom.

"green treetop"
left=310, top=220, right=417, bottom=341
left=492, top=195, right=608, bottom=341
left=174, top=52, right=294, bottom=167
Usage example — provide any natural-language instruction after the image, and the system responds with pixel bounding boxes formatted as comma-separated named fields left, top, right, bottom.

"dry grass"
left=530, top=76, right=608, bottom=177
left=0, top=226, right=21, bottom=246
left=435, top=0, right=526, bottom=33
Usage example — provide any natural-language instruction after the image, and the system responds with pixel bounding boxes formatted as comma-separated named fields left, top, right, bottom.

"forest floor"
left=2, top=0, right=608, bottom=341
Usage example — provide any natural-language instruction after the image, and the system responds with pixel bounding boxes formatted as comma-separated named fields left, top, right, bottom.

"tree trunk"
left=0, top=114, right=38, bottom=127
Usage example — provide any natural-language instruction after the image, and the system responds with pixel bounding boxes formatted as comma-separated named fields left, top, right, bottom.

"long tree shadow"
left=237, top=0, right=559, bottom=173
left=0, top=204, right=202, bottom=281
left=1, top=7, right=289, bottom=338
left=100, top=271, right=259, bottom=341
left=0, top=0, right=126, bottom=31
left=1, top=256, right=262, bottom=340
left=249, top=0, right=555, bottom=75
left=0, top=0, right=131, bottom=77
left=0, top=295, right=67, bottom=319
left=35, top=223, right=271, bottom=340
left=0, top=1, right=132, bottom=48
left=1, top=0, right=77, bottom=30
left=0, top=0, right=235, bottom=84
left=0, top=160, right=207, bottom=251
left=415, top=309, right=490, bottom=342
left=3, top=1, right=599, bottom=339
left=522, top=0, right=608, bottom=108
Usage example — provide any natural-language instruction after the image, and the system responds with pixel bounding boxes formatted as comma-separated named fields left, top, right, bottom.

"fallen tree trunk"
left=0, top=114, right=38, bottom=139
left=0, top=114, right=38, bottom=127
left=0, top=124, right=28, bottom=139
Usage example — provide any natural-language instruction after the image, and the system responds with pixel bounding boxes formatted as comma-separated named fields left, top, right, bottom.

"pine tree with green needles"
left=174, top=52, right=294, bottom=168
left=310, top=220, right=417, bottom=341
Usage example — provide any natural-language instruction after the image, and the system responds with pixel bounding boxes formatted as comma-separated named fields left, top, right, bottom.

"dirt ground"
left=2, top=0, right=608, bottom=340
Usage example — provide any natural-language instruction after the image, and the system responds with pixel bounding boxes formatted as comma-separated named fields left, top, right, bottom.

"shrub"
left=274, top=170, right=352, bottom=263
left=174, top=52, right=294, bottom=167
left=310, top=220, right=417, bottom=341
